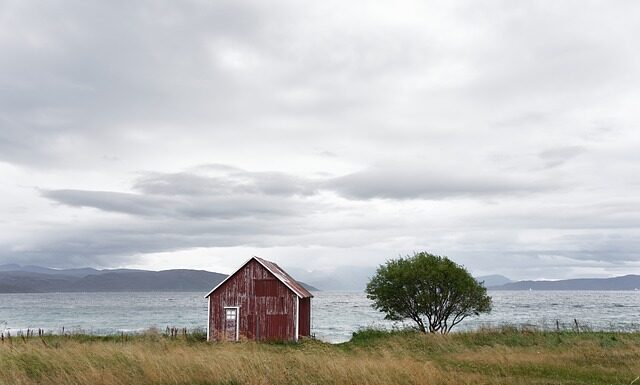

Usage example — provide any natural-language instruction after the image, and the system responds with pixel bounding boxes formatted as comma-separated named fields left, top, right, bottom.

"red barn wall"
left=298, top=297, right=311, bottom=337
left=209, top=259, right=302, bottom=341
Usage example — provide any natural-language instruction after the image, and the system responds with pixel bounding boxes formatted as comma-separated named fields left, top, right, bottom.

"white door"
left=224, top=307, right=239, bottom=341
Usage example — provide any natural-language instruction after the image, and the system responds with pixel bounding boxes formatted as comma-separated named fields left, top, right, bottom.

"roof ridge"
left=204, top=256, right=313, bottom=298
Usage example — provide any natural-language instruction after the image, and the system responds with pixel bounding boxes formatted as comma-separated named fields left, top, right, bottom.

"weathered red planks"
left=208, top=258, right=311, bottom=342
left=298, top=297, right=311, bottom=337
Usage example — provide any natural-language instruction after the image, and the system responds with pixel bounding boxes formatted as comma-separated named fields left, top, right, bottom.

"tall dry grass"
left=1, top=328, right=639, bottom=385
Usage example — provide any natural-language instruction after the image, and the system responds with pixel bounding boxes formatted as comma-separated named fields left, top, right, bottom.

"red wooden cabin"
left=205, top=256, right=313, bottom=342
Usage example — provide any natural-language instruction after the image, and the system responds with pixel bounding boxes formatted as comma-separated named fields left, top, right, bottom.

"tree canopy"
left=366, top=252, right=492, bottom=334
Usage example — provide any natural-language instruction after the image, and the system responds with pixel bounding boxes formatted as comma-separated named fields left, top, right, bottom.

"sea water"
left=1, top=291, right=638, bottom=343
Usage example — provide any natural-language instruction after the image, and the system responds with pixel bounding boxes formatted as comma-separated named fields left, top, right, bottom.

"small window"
left=225, top=308, right=237, bottom=321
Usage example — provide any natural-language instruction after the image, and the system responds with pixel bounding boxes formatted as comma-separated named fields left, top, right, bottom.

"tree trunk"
left=414, top=318, right=427, bottom=333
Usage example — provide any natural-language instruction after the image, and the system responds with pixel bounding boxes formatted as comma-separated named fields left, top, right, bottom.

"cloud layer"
left=1, top=0, right=639, bottom=279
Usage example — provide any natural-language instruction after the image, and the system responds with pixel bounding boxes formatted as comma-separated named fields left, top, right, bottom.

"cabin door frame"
left=223, top=306, right=240, bottom=341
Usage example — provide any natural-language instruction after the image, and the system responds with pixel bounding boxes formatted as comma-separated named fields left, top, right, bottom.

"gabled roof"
left=205, top=256, right=313, bottom=299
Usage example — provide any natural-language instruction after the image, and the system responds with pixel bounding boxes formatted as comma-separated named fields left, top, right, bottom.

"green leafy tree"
left=366, top=252, right=492, bottom=334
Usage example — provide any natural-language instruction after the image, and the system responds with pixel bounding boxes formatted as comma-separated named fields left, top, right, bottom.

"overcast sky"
left=1, top=0, right=639, bottom=280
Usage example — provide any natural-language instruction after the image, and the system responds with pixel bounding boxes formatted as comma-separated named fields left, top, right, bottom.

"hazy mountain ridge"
left=288, top=266, right=377, bottom=291
left=0, top=265, right=318, bottom=293
left=289, top=268, right=514, bottom=291
left=2, top=264, right=637, bottom=292
left=0, top=264, right=144, bottom=277
left=491, top=274, right=640, bottom=291
left=476, top=274, right=513, bottom=287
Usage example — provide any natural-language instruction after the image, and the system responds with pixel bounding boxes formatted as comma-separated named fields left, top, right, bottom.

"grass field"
left=1, top=327, right=639, bottom=385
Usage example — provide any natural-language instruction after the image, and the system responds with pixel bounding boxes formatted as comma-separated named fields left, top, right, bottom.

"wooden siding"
left=298, top=297, right=311, bottom=337
left=208, top=259, right=298, bottom=341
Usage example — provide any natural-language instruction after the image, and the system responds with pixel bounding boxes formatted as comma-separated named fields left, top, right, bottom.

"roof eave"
left=203, top=257, right=254, bottom=298
left=252, top=257, right=313, bottom=298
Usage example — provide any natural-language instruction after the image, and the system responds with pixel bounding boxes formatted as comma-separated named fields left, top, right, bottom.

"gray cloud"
left=1, top=216, right=304, bottom=268
left=0, top=1, right=275, bottom=168
left=41, top=189, right=303, bottom=219
left=538, top=146, right=586, bottom=169
left=328, top=166, right=553, bottom=200
left=41, top=164, right=553, bottom=220
left=134, top=169, right=318, bottom=197
left=1, top=1, right=640, bottom=278
left=39, top=165, right=326, bottom=220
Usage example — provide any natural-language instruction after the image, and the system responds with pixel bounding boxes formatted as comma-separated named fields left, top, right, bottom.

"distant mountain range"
left=490, top=275, right=640, bottom=291
left=1, top=264, right=638, bottom=293
left=476, top=274, right=513, bottom=287
left=290, top=270, right=640, bottom=291
left=0, top=264, right=318, bottom=293
left=287, top=266, right=377, bottom=291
